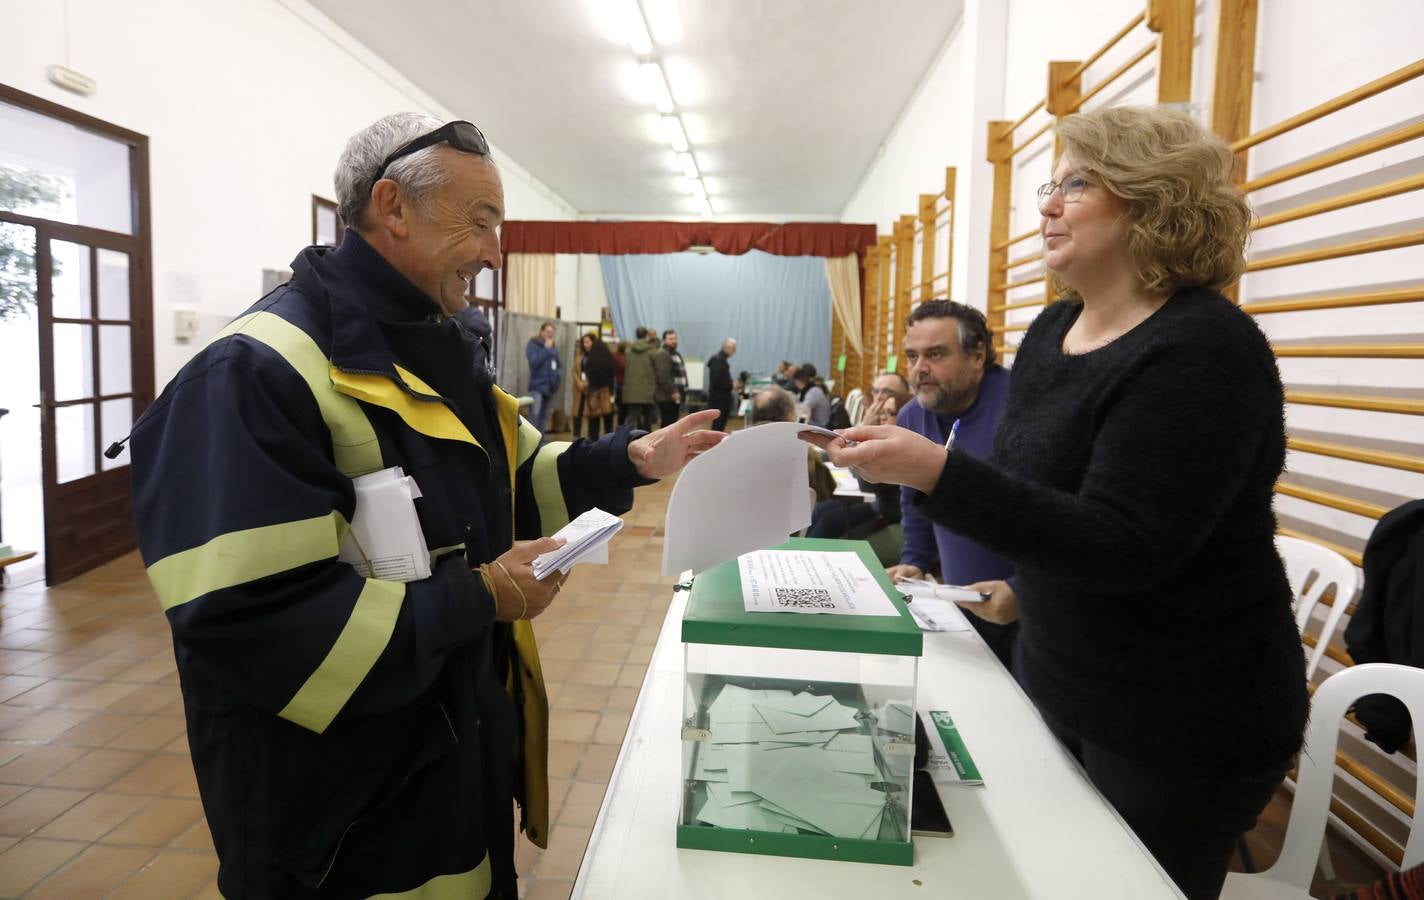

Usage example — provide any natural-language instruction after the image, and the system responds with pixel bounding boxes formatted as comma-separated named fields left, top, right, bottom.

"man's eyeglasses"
left=372, top=120, right=489, bottom=184
left=1036, top=175, right=1090, bottom=208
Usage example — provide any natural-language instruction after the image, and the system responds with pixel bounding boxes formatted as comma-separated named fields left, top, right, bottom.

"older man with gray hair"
left=129, top=112, right=724, bottom=898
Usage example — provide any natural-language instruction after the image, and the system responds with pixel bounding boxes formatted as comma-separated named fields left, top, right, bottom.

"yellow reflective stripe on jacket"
left=514, top=417, right=543, bottom=469
left=279, top=577, right=405, bottom=734
left=148, top=511, right=349, bottom=612
left=218, top=311, right=383, bottom=478
left=367, top=853, right=491, bottom=899
left=531, top=443, right=572, bottom=534
left=511, top=619, right=550, bottom=848
left=329, top=365, right=479, bottom=449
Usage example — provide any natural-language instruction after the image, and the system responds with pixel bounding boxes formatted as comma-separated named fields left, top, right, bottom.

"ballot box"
left=677, top=538, right=923, bottom=866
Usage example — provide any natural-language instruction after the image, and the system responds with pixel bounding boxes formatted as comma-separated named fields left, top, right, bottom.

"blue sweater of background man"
left=898, top=364, right=1013, bottom=586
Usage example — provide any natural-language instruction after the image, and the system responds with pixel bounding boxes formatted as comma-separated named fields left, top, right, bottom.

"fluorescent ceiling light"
left=676, top=151, right=698, bottom=180
left=661, top=115, right=688, bottom=153
left=624, top=0, right=653, bottom=55
left=640, top=62, right=674, bottom=114
left=686, top=177, right=707, bottom=199
left=698, top=195, right=714, bottom=217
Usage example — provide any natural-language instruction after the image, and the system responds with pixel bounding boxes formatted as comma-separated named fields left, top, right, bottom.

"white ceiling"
left=309, top=0, right=964, bottom=218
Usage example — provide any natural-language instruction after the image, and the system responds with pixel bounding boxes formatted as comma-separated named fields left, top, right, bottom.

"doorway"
left=0, top=85, right=153, bottom=586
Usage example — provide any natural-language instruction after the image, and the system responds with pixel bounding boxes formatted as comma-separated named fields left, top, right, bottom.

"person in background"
left=621, top=326, right=658, bottom=431
left=570, top=333, right=589, bottom=439
left=771, top=360, right=796, bottom=390
left=806, top=370, right=913, bottom=540
left=792, top=364, right=831, bottom=428
left=654, top=328, right=688, bottom=428
left=129, top=112, right=727, bottom=899
left=613, top=340, right=628, bottom=425
left=807, top=106, right=1307, bottom=900
left=885, top=301, right=1017, bottom=669
left=707, top=337, right=737, bottom=432
left=579, top=332, right=616, bottom=440
left=750, top=386, right=835, bottom=503
left=525, top=321, right=560, bottom=435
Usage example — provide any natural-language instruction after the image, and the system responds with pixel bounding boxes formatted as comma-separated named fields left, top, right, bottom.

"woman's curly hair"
left=1052, top=105, right=1251, bottom=299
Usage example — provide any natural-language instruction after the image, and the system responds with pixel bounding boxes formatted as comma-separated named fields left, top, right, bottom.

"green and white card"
left=921, top=710, right=983, bottom=786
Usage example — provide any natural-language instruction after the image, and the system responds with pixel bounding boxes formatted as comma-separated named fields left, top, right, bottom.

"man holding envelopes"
left=130, top=113, right=723, bottom=899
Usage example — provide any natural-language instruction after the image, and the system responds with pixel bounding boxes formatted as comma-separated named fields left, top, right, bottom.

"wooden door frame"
left=0, top=83, right=153, bottom=584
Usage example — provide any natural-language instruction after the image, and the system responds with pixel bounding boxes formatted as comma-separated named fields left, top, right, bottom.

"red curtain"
left=501, top=221, right=876, bottom=258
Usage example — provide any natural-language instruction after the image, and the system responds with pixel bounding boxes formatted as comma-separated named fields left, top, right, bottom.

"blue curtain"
left=599, top=250, right=831, bottom=379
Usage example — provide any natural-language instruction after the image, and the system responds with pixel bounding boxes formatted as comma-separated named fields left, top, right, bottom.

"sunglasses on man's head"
left=372, top=120, right=489, bottom=183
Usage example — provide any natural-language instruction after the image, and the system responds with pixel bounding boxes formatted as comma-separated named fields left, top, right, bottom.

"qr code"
left=773, top=587, right=835, bottom=609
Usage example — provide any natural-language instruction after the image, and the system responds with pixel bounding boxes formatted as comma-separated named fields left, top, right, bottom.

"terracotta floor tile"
left=533, top=824, right=592, bottom=881
left=106, top=715, right=187, bottom=752
left=574, top=743, right=620, bottom=783
left=546, top=741, right=584, bottom=780
left=108, top=847, right=219, bottom=899
left=191, top=878, right=224, bottom=899
left=590, top=624, right=638, bottom=645
left=615, top=664, right=648, bottom=688
left=112, top=656, right=177, bottom=683
left=26, top=843, right=158, bottom=899
left=41, top=747, right=149, bottom=790
left=592, top=712, right=632, bottom=746
left=0, top=628, right=53, bottom=651
left=11, top=653, right=92, bottom=679
left=0, top=708, right=94, bottom=742
left=540, top=657, right=576, bottom=682
left=605, top=686, right=639, bottom=713
left=525, top=877, right=573, bottom=900
left=0, top=787, right=90, bottom=837
left=584, top=642, right=631, bottom=665
left=553, top=683, right=611, bottom=713
left=168, top=817, right=214, bottom=850
left=0, top=674, right=49, bottom=704
left=36, top=791, right=152, bottom=842
left=6, top=742, right=92, bottom=788
left=5, top=678, right=89, bottom=708
left=634, top=624, right=661, bottom=645
left=554, top=800, right=601, bottom=827
left=568, top=661, right=620, bottom=687
left=625, top=643, right=655, bottom=666
left=0, top=649, right=52, bottom=675
left=0, top=782, right=27, bottom=806
left=0, top=836, right=87, bottom=896
left=548, top=711, right=598, bottom=744
left=103, top=683, right=181, bottom=716
left=63, top=654, right=142, bottom=682
left=538, top=638, right=588, bottom=662
left=105, top=754, right=194, bottom=796
left=101, top=796, right=205, bottom=846
left=564, top=780, right=606, bottom=809
left=514, top=837, right=543, bottom=877
left=0, top=705, right=36, bottom=732
left=51, top=712, right=147, bottom=747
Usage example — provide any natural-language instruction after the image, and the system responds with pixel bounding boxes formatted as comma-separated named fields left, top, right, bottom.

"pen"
left=944, top=419, right=960, bottom=451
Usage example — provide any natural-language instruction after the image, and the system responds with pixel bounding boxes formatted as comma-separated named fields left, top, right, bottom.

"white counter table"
left=572, top=583, right=1185, bottom=899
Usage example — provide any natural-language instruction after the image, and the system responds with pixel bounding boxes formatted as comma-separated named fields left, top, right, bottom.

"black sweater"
left=920, top=288, right=1308, bottom=775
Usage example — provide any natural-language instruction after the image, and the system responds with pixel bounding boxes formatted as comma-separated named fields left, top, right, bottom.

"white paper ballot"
left=532, top=508, right=624, bottom=579
left=738, top=549, right=900, bottom=616
left=661, top=421, right=842, bottom=576
left=338, top=467, right=431, bottom=583
left=904, top=596, right=974, bottom=633
left=898, top=577, right=988, bottom=604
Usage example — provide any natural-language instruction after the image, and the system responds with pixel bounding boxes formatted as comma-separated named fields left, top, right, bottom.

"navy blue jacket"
left=525, top=337, right=561, bottom=395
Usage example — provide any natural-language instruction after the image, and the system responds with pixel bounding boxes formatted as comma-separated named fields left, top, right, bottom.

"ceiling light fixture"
left=686, top=177, right=707, bottom=199
left=623, top=0, right=653, bottom=56
left=676, top=151, right=699, bottom=180
left=639, top=62, right=675, bottom=114
left=698, top=195, right=714, bottom=218
left=660, top=115, right=688, bottom=153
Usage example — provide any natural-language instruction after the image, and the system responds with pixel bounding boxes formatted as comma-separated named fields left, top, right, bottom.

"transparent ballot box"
left=677, top=538, right=923, bottom=866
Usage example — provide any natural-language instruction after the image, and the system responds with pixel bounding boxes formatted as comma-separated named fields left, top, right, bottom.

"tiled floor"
left=0, top=436, right=1392, bottom=899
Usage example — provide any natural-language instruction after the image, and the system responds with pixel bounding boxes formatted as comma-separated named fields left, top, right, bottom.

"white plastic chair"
left=1275, top=535, right=1360, bottom=679
left=845, top=388, right=864, bottom=424
left=1220, top=663, right=1424, bottom=899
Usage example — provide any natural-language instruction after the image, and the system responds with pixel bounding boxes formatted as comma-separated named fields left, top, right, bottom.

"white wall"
left=0, top=0, right=578, bottom=385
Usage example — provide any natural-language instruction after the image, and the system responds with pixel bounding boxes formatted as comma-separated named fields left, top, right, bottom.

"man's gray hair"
left=750, top=387, right=796, bottom=425
left=334, top=112, right=449, bottom=231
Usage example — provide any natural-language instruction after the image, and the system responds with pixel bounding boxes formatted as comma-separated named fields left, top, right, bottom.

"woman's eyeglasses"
left=1036, top=175, right=1090, bottom=208
left=372, top=120, right=489, bottom=184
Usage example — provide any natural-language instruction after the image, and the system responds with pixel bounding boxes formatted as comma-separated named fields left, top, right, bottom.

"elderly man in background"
left=707, top=337, right=737, bottom=431
left=129, top=112, right=723, bottom=899
left=750, top=386, right=836, bottom=503
left=807, top=370, right=913, bottom=540
left=653, top=328, right=688, bottom=428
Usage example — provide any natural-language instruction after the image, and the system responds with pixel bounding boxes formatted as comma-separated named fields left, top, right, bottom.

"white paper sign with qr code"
left=737, top=549, right=901, bottom=617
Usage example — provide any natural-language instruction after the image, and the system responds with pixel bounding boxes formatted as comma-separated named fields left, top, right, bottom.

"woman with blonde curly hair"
left=806, top=106, right=1306, bottom=899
